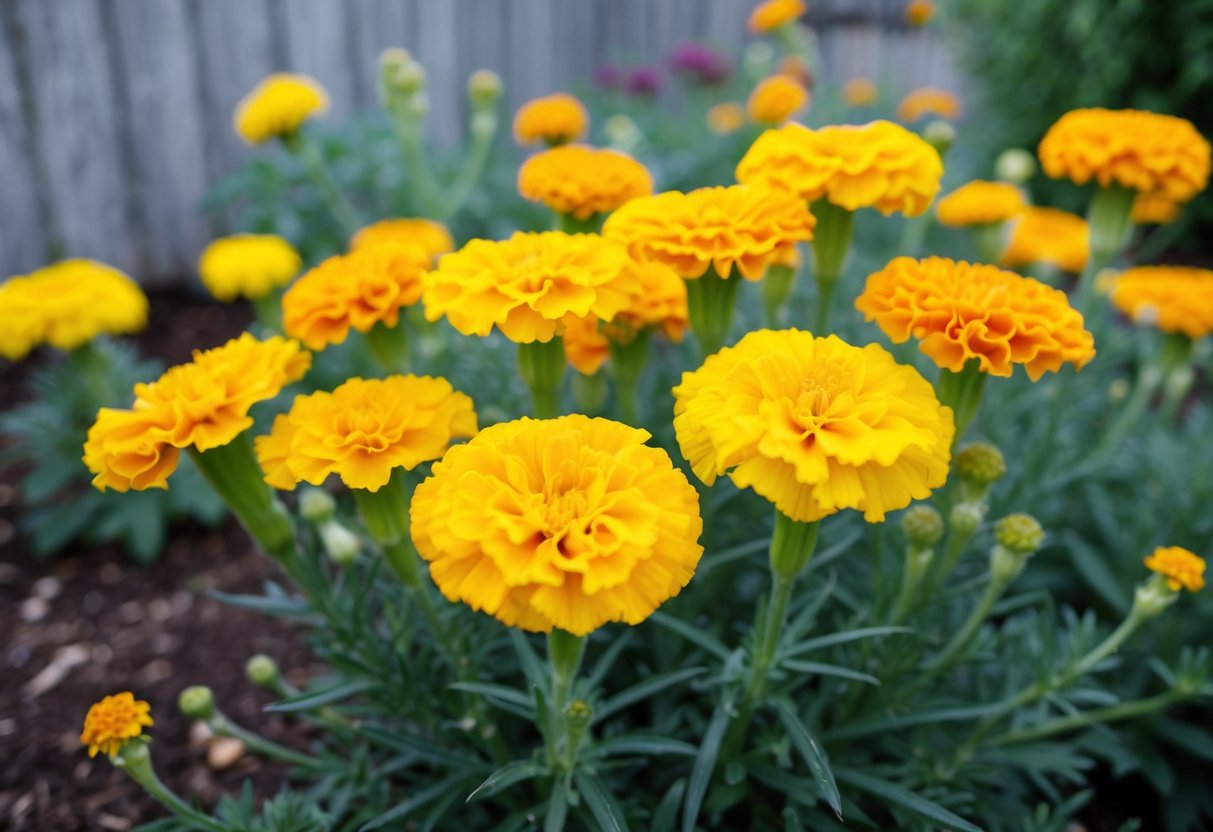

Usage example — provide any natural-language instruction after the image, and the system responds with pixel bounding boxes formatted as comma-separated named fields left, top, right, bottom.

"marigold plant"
left=935, top=181, right=1026, bottom=227
left=746, top=74, right=809, bottom=125
left=897, top=88, right=961, bottom=123
left=234, top=73, right=329, bottom=144
left=80, top=692, right=153, bottom=759
left=349, top=218, right=455, bottom=263
left=198, top=234, right=301, bottom=302
left=1144, top=546, right=1206, bottom=593
left=517, top=144, right=653, bottom=220
left=513, top=93, right=588, bottom=146
left=1001, top=206, right=1090, bottom=274
left=842, top=78, right=877, bottom=107
left=1109, top=266, right=1213, bottom=340
left=748, top=0, right=805, bottom=33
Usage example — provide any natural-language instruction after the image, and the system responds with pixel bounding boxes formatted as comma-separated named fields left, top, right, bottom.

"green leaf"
left=210, top=589, right=313, bottom=617
left=781, top=660, right=879, bottom=686
left=1061, top=531, right=1132, bottom=614
left=545, top=778, right=569, bottom=832
left=825, top=703, right=1000, bottom=741
left=584, top=631, right=635, bottom=691
left=448, top=682, right=535, bottom=710
left=467, top=760, right=546, bottom=802
left=574, top=771, right=630, bottom=832
left=781, top=626, right=912, bottom=660
left=834, top=769, right=982, bottom=832
left=650, top=780, right=685, bottom=832
left=592, top=734, right=697, bottom=758
left=772, top=699, right=842, bottom=819
left=782, top=807, right=805, bottom=832
left=650, top=612, right=730, bottom=661
left=595, top=668, right=705, bottom=722
left=682, top=700, right=732, bottom=832
left=511, top=630, right=551, bottom=699
left=266, top=679, right=377, bottom=712
left=361, top=773, right=472, bottom=830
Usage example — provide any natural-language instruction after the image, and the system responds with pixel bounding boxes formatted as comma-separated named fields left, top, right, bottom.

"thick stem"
left=546, top=629, right=587, bottom=770
left=210, top=711, right=324, bottom=769
left=351, top=471, right=421, bottom=588
left=809, top=200, right=855, bottom=333
left=971, top=222, right=1007, bottom=264
left=517, top=337, right=567, bottom=419
left=571, top=371, right=608, bottom=415
left=890, top=546, right=934, bottom=624
left=935, top=361, right=987, bottom=447
left=685, top=270, right=741, bottom=357
left=608, top=329, right=651, bottom=424
left=762, top=263, right=798, bottom=327
left=364, top=321, right=410, bottom=375
left=553, top=211, right=603, bottom=234
left=117, top=746, right=228, bottom=832
left=1075, top=184, right=1135, bottom=315
left=282, top=131, right=359, bottom=237
left=251, top=289, right=285, bottom=334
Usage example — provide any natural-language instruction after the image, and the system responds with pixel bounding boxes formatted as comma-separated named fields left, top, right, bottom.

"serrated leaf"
left=772, top=699, right=842, bottom=819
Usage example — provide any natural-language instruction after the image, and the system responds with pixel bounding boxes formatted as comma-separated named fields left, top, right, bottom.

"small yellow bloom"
left=1144, top=546, right=1205, bottom=592
left=935, top=181, right=1026, bottom=227
left=234, top=73, right=328, bottom=145
left=897, top=88, right=961, bottom=123
left=737, top=121, right=943, bottom=216
left=80, top=692, right=153, bottom=759
left=706, top=102, right=745, bottom=135
left=603, top=185, right=816, bottom=281
left=83, top=408, right=181, bottom=493
left=856, top=257, right=1095, bottom=380
left=411, top=415, right=704, bottom=636
left=905, top=0, right=935, bottom=26
left=257, top=375, right=476, bottom=492
left=1110, top=266, right=1213, bottom=340
left=748, top=0, right=806, bottom=33
left=842, top=78, right=877, bottom=107
left=1001, top=206, right=1090, bottom=274
left=518, top=144, right=653, bottom=220
left=349, top=218, right=455, bottom=263
left=283, top=243, right=430, bottom=351
left=0, top=259, right=148, bottom=360
left=1131, top=191, right=1181, bottom=226
left=513, top=93, right=588, bottom=146
left=747, top=75, right=809, bottom=126
left=198, top=234, right=301, bottom=302
left=1039, top=108, right=1210, bottom=202
left=674, top=329, right=954, bottom=523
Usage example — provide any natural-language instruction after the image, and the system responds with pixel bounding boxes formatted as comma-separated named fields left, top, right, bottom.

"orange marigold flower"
left=518, top=144, right=653, bottom=220
left=748, top=0, right=806, bottom=33
left=857, top=256, right=1096, bottom=380
left=842, top=78, right=877, bottom=107
left=423, top=232, right=638, bottom=343
left=562, top=315, right=611, bottom=375
left=747, top=75, right=809, bottom=126
left=707, top=101, right=745, bottom=135
left=905, top=0, right=935, bottom=26
left=349, top=218, right=455, bottom=263
left=897, top=88, right=961, bottom=123
left=1109, top=266, right=1213, bottom=340
left=234, top=73, right=328, bottom=144
left=602, top=185, right=816, bottom=281
left=83, top=408, right=180, bottom=493
left=411, top=415, right=704, bottom=636
left=256, top=375, right=477, bottom=492
left=1001, top=206, right=1090, bottom=274
left=1144, top=546, right=1205, bottom=592
left=283, top=243, right=430, bottom=351
left=673, top=329, right=954, bottom=522
left=935, top=181, right=1026, bottom=227
left=778, top=56, right=813, bottom=88
left=80, top=692, right=153, bottom=759
left=736, top=121, right=943, bottom=216
left=1039, top=108, right=1211, bottom=202
left=1131, top=191, right=1181, bottom=226
left=198, top=234, right=301, bottom=302
left=513, top=93, right=588, bottom=146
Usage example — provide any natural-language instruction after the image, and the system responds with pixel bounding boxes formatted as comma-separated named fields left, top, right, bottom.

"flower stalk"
left=935, top=360, right=987, bottom=446
left=281, top=131, right=359, bottom=238
left=608, top=328, right=651, bottom=423
left=762, top=262, right=798, bottom=326
left=364, top=320, right=411, bottom=374
left=114, top=743, right=227, bottom=832
left=546, top=629, right=588, bottom=771
left=518, top=337, right=567, bottom=419
left=971, top=222, right=1007, bottom=264
left=1076, top=184, right=1135, bottom=313
left=809, top=200, right=855, bottom=333
left=685, top=270, right=742, bottom=357
left=351, top=470, right=421, bottom=589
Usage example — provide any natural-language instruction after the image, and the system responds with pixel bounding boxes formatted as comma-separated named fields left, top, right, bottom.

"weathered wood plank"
left=0, top=2, right=48, bottom=277
left=349, top=0, right=414, bottom=110
left=281, top=0, right=358, bottom=121
left=413, top=0, right=460, bottom=142
left=503, top=0, right=556, bottom=111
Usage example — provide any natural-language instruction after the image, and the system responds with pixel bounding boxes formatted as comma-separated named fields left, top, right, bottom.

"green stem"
left=971, top=222, right=1007, bottom=264
left=989, top=692, right=1180, bottom=747
left=437, top=110, right=498, bottom=220
left=282, top=131, right=359, bottom=237
left=928, top=574, right=1005, bottom=670
left=809, top=200, right=855, bottom=333
left=518, top=337, right=567, bottom=419
left=118, top=746, right=228, bottom=832
left=546, top=629, right=587, bottom=770
left=571, top=371, right=608, bottom=415
left=389, top=104, right=442, bottom=217
left=364, top=320, right=411, bottom=375
left=1076, top=184, right=1135, bottom=316
left=608, top=329, right=651, bottom=424
left=553, top=211, right=603, bottom=234
left=935, top=361, right=987, bottom=446
left=890, top=546, right=933, bottom=624
left=351, top=471, right=420, bottom=587
left=251, top=289, right=285, bottom=334
left=210, top=711, right=324, bottom=770
left=685, top=269, right=741, bottom=357
left=762, top=262, right=798, bottom=327
left=1158, top=332, right=1195, bottom=423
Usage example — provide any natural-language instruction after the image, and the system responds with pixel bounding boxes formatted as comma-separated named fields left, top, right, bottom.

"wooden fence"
left=0, top=0, right=960, bottom=284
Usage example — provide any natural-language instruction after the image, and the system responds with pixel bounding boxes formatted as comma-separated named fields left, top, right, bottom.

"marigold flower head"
left=411, top=415, right=704, bottom=636
left=349, top=218, right=455, bottom=263
left=83, top=407, right=181, bottom=492
left=423, top=232, right=638, bottom=344
left=561, top=315, right=611, bottom=376
left=513, top=93, right=588, bottom=146
left=234, top=73, right=328, bottom=144
left=1039, top=108, right=1211, bottom=202
left=1109, top=266, right=1213, bottom=340
left=736, top=121, right=943, bottom=216
left=935, top=181, right=1026, bottom=227
left=1144, top=546, right=1205, bottom=592
left=603, top=185, right=815, bottom=281
left=1001, top=206, right=1090, bottom=274
left=0, top=259, right=148, bottom=361
left=674, top=329, right=954, bottom=523
left=518, top=145, right=653, bottom=220
left=707, top=102, right=745, bottom=135
left=198, top=234, right=301, bottom=302
left=748, top=0, right=806, bottom=33
left=747, top=75, right=808, bottom=126
left=256, top=375, right=476, bottom=492
left=857, top=257, right=1095, bottom=380
left=1131, top=191, right=1181, bottom=226
left=283, top=243, right=430, bottom=351
left=842, top=78, right=877, bottom=107
left=906, top=0, right=935, bottom=26
left=81, top=692, right=153, bottom=759
left=897, top=88, right=960, bottom=123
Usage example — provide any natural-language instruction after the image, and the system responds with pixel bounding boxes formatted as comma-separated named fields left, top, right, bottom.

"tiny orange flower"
left=81, top=692, right=153, bottom=759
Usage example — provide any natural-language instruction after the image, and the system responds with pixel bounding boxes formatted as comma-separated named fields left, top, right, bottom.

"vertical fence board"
left=281, top=0, right=358, bottom=121
left=349, top=0, right=413, bottom=110
left=0, top=5, right=47, bottom=276
left=414, top=0, right=460, bottom=142
left=503, top=0, right=555, bottom=110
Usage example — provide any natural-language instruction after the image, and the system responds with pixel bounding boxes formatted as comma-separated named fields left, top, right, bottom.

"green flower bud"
left=299, top=487, right=336, bottom=523
left=1108, top=378, right=1130, bottom=403
left=603, top=114, right=641, bottom=153
left=379, top=47, right=412, bottom=77
left=394, top=60, right=427, bottom=94
left=994, top=513, right=1044, bottom=555
left=320, top=520, right=362, bottom=566
left=742, top=41, right=775, bottom=79
left=564, top=699, right=593, bottom=730
left=245, top=654, right=280, bottom=688
left=995, top=148, right=1037, bottom=184
left=178, top=685, right=215, bottom=719
left=922, top=120, right=955, bottom=155
left=1133, top=573, right=1180, bottom=619
left=950, top=501, right=985, bottom=541
left=467, top=69, right=502, bottom=108
left=955, top=441, right=1006, bottom=502
left=901, top=505, right=945, bottom=549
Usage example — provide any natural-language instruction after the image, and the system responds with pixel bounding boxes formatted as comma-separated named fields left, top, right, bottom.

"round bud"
left=950, top=501, right=984, bottom=540
left=994, top=513, right=1044, bottom=555
left=564, top=699, right=593, bottom=730
left=922, top=120, right=955, bottom=155
left=299, top=487, right=336, bottom=523
left=901, top=504, right=945, bottom=548
left=1108, top=378, right=1130, bottom=403
left=742, top=41, right=775, bottom=79
left=379, top=47, right=412, bottom=75
left=1133, top=574, right=1179, bottom=618
left=954, top=442, right=1006, bottom=487
left=320, top=520, right=362, bottom=566
left=245, top=654, right=280, bottom=688
left=178, top=685, right=215, bottom=719
left=467, top=69, right=503, bottom=107
left=995, top=148, right=1037, bottom=184
left=604, top=114, right=640, bottom=151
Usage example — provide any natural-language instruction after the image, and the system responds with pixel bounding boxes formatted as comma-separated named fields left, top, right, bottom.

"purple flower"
left=626, top=67, right=662, bottom=97
left=668, top=42, right=732, bottom=86
left=594, top=64, right=624, bottom=91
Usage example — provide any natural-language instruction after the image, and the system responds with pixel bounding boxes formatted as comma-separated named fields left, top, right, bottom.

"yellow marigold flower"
left=423, top=232, right=637, bottom=344
left=283, top=243, right=430, bottom=351
left=349, top=218, right=455, bottom=263
left=747, top=75, right=809, bottom=126
left=603, top=185, right=815, bottom=281
left=906, top=0, right=935, bottom=26
left=513, top=93, right=588, bottom=146
left=83, top=408, right=180, bottom=492
left=842, top=78, right=877, bottom=107
left=0, top=259, right=148, bottom=361
left=518, top=145, right=654, bottom=220
left=707, top=102, right=745, bottom=135
left=857, top=256, right=1096, bottom=380
left=748, top=0, right=806, bottom=33
left=256, top=375, right=476, bottom=492
left=1144, top=546, right=1205, bottom=592
left=1131, top=191, right=1181, bottom=225
left=234, top=73, right=329, bottom=145
left=897, top=88, right=960, bottom=123
left=1110, top=266, right=1213, bottom=340
left=198, top=234, right=301, bottom=302
left=1039, top=108, right=1211, bottom=202
left=736, top=121, right=943, bottom=216
left=562, top=315, right=610, bottom=375
left=935, top=181, right=1026, bottom=227
left=673, top=329, right=953, bottom=523
left=80, top=692, right=153, bottom=759
left=1001, top=206, right=1090, bottom=274
left=411, top=415, right=703, bottom=636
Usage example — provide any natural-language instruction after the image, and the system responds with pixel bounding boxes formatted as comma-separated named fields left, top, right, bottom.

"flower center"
left=545, top=489, right=589, bottom=537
